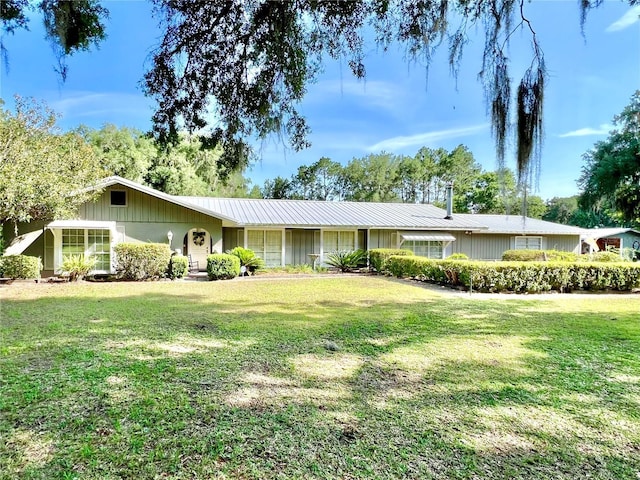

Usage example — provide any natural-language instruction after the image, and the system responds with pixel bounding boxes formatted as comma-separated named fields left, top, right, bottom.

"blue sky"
left=1, top=0, right=639, bottom=200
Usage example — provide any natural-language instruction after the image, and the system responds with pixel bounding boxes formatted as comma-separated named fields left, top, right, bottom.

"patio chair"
left=188, top=255, right=200, bottom=272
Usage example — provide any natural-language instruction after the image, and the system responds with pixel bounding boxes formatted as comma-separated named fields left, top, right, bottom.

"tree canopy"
left=2, top=0, right=629, bottom=186
left=257, top=145, right=546, bottom=217
left=0, top=97, right=105, bottom=227
left=578, top=90, right=640, bottom=227
left=80, top=124, right=255, bottom=197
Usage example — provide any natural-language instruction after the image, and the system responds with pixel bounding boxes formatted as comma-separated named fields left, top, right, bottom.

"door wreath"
left=192, top=232, right=206, bottom=247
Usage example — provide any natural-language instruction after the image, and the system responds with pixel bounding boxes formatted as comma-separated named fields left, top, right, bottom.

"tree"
left=0, top=97, right=104, bottom=228
left=291, top=157, right=343, bottom=200
left=466, top=171, right=503, bottom=213
left=578, top=90, right=640, bottom=227
left=79, top=125, right=254, bottom=197
left=438, top=145, right=482, bottom=211
left=343, top=153, right=400, bottom=202
left=517, top=195, right=546, bottom=219
left=79, top=124, right=156, bottom=183
left=2, top=0, right=621, bottom=186
left=543, top=196, right=579, bottom=225
left=261, top=176, right=294, bottom=199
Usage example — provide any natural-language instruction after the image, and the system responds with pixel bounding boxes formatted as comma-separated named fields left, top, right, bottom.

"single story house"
left=3, top=176, right=584, bottom=276
left=581, top=228, right=640, bottom=253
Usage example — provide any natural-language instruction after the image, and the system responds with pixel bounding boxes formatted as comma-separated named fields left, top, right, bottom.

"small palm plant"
left=61, top=254, right=97, bottom=281
left=325, top=250, right=367, bottom=273
left=226, top=247, right=265, bottom=275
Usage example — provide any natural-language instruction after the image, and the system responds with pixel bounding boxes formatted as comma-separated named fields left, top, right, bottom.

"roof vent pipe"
left=444, top=182, right=453, bottom=220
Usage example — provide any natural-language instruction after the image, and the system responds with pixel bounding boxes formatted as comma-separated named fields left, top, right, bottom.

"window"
left=247, top=230, right=282, bottom=267
left=110, top=190, right=127, bottom=206
left=323, top=230, right=356, bottom=252
left=61, top=228, right=111, bottom=272
left=404, top=240, right=443, bottom=259
left=62, top=229, right=85, bottom=256
left=88, top=229, right=111, bottom=271
left=515, top=236, right=542, bottom=250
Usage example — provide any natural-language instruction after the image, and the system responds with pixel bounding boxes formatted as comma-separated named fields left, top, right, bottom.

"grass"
left=1, top=276, right=639, bottom=479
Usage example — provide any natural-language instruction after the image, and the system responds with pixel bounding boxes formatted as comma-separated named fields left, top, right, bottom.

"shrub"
left=369, top=248, right=413, bottom=273
left=114, top=243, right=172, bottom=280
left=325, top=250, right=367, bottom=272
left=61, top=254, right=97, bottom=281
left=168, top=255, right=189, bottom=279
left=587, top=251, right=623, bottom=262
left=226, top=247, right=265, bottom=274
left=386, top=255, right=640, bottom=293
left=502, top=249, right=580, bottom=262
left=502, top=250, right=542, bottom=261
left=207, top=253, right=240, bottom=280
left=447, top=253, right=469, bottom=260
left=0, top=255, right=42, bottom=279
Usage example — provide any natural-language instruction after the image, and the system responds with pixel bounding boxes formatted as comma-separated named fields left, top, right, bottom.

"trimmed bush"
left=385, top=255, right=640, bottom=293
left=369, top=248, right=413, bottom=273
left=114, top=243, right=172, bottom=280
left=587, top=251, right=622, bottom=262
left=502, top=249, right=580, bottom=262
left=168, top=255, right=189, bottom=279
left=325, top=250, right=367, bottom=272
left=207, top=253, right=240, bottom=280
left=0, top=255, right=42, bottom=279
left=61, top=254, right=97, bottom=281
left=447, top=253, right=469, bottom=260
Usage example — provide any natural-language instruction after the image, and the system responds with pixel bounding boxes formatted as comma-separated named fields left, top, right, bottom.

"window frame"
left=514, top=236, right=543, bottom=250
left=403, top=239, right=444, bottom=259
left=322, top=229, right=357, bottom=253
left=58, top=228, right=113, bottom=274
left=246, top=228, right=284, bottom=267
left=110, top=190, right=128, bottom=207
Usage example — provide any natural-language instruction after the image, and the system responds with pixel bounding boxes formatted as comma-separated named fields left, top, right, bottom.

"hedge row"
left=0, top=255, right=42, bottom=279
left=502, top=249, right=624, bottom=263
left=369, top=248, right=413, bottom=273
left=114, top=243, right=172, bottom=280
left=386, top=255, right=640, bottom=293
left=502, top=249, right=580, bottom=262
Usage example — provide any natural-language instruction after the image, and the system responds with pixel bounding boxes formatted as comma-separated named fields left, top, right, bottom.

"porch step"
left=185, top=271, right=208, bottom=281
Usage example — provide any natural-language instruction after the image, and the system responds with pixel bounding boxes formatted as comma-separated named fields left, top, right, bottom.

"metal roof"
left=455, top=214, right=585, bottom=235
left=88, top=178, right=583, bottom=236
left=176, top=196, right=488, bottom=230
left=581, top=228, right=640, bottom=239
left=3, top=230, right=44, bottom=256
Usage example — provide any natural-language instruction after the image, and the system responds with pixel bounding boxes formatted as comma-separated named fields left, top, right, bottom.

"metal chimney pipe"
left=444, top=183, right=453, bottom=220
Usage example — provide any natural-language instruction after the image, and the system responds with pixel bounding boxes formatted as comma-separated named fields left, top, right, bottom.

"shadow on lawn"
left=2, top=283, right=640, bottom=479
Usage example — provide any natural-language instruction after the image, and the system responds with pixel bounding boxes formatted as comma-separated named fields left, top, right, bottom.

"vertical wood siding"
left=449, top=233, right=580, bottom=260
left=80, top=186, right=217, bottom=224
left=77, top=186, right=223, bottom=252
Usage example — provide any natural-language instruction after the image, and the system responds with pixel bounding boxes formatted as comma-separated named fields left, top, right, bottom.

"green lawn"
left=1, top=277, right=639, bottom=479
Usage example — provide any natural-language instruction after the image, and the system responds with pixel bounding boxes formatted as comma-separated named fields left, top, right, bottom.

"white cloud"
left=367, top=124, right=489, bottom=152
left=606, top=6, right=640, bottom=32
left=311, top=79, right=400, bottom=111
left=48, top=92, right=153, bottom=126
left=558, top=124, right=613, bottom=138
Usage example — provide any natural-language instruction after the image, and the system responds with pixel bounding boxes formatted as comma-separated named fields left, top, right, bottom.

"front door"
left=188, top=228, right=210, bottom=270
